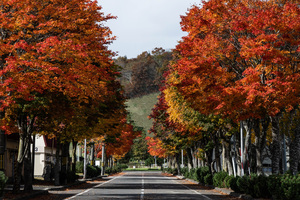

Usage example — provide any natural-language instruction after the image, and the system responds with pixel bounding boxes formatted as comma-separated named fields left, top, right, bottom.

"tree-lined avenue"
left=63, top=171, right=237, bottom=200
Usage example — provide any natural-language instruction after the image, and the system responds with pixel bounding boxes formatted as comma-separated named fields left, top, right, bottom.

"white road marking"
left=64, top=175, right=122, bottom=200
left=140, top=172, right=144, bottom=200
left=166, top=176, right=212, bottom=200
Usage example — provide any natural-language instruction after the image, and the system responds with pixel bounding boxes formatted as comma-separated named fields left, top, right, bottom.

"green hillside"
left=126, top=92, right=159, bottom=132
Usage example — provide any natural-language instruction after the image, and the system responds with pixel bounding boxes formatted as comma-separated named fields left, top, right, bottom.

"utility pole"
left=231, top=135, right=237, bottom=177
left=31, top=135, right=36, bottom=180
left=101, top=142, right=105, bottom=176
left=240, top=122, right=244, bottom=176
left=181, top=149, right=184, bottom=168
left=83, top=139, right=87, bottom=179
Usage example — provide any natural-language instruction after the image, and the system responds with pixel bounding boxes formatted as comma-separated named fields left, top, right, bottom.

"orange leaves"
left=146, top=137, right=166, bottom=158
left=170, top=0, right=300, bottom=122
left=0, top=0, right=122, bottom=142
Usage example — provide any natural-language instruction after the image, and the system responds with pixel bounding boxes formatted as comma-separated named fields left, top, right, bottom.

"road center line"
left=65, top=175, right=122, bottom=200
left=140, top=172, right=144, bottom=200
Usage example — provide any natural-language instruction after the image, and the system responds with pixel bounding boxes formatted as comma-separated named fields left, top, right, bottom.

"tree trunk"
left=54, top=139, right=61, bottom=186
left=270, top=116, right=282, bottom=174
left=176, top=153, right=181, bottom=175
left=214, top=146, right=221, bottom=173
left=206, top=148, right=214, bottom=173
left=71, top=140, right=78, bottom=173
left=242, top=120, right=252, bottom=175
left=253, top=119, right=262, bottom=175
left=290, top=123, right=300, bottom=175
left=13, top=158, right=22, bottom=193
left=167, top=156, right=171, bottom=168
left=192, top=148, right=197, bottom=168
left=261, top=117, right=270, bottom=174
left=171, top=156, right=176, bottom=169
left=186, top=147, right=193, bottom=170
left=60, top=142, right=69, bottom=185
left=91, top=143, right=95, bottom=166
left=223, top=140, right=233, bottom=175
left=24, top=143, right=33, bottom=191
left=13, top=114, right=35, bottom=193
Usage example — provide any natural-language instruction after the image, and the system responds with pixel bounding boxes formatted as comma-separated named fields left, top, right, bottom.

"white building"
left=33, top=135, right=58, bottom=178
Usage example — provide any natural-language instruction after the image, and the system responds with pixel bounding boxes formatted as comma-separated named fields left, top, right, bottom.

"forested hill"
left=115, top=47, right=172, bottom=99
left=114, top=48, right=172, bottom=132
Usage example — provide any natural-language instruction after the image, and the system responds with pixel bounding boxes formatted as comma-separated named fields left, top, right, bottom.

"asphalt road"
left=62, top=171, right=235, bottom=200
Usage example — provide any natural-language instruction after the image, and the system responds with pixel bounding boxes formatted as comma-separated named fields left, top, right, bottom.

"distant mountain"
left=115, top=48, right=172, bottom=99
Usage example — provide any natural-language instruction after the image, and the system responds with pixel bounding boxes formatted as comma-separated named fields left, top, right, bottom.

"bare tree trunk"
left=171, top=156, right=176, bottom=169
left=13, top=157, right=22, bottom=193
left=214, top=146, right=221, bottom=173
left=167, top=156, right=171, bottom=168
left=91, top=143, right=95, bottom=166
left=24, top=143, right=33, bottom=191
left=253, top=119, right=262, bottom=175
left=290, top=123, right=300, bottom=175
left=270, top=116, right=282, bottom=174
left=176, top=153, right=181, bottom=175
left=60, top=142, right=69, bottom=185
left=206, top=148, right=214, bottom=173
left=186, top=147, right=193, bottom=170
left=71, top=140, right=78, bottom=173
left=192, top=148, right=197, bottom=168
left=54, top=138, right=61, bottom=186
left=13, top=114, right=35, bottom=193
left=223, top=140, right=233, bottom=175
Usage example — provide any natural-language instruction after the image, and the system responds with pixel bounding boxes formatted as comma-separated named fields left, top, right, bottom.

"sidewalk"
left=3, top=176, right=105, bottom=200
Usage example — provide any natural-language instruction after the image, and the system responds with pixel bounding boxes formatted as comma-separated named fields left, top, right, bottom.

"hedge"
left=174, top=166, right=300, bottom=200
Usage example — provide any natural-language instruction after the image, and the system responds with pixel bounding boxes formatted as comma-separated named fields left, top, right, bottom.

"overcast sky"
left=98, top=0, right=200, bottom=58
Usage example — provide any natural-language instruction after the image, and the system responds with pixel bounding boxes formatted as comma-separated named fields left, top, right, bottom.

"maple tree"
left=167, top=0, right=299, bottom=174
left=147, top=0, right=299, bottom=176
left=95, top=123, right=141, bottom=162
left=0, top=0, right=118, bottom=192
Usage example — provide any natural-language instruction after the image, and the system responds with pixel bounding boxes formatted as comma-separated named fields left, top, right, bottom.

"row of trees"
left=0, top=0, right=139, bottom=193
left=148, top=0, right=299, bottom=176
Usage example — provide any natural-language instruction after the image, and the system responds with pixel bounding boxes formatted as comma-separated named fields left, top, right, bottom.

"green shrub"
left=105, top=165, right=122, bottom=175
left=76, top=161, right=84, bottom=173
left=236, top=175, right=250, bottom=194
left=118, top=164, right=128, bottom=169
left=190, top=168, right=197, bottom=181
left=267, top=174, right=282, bottom=199
left=165, top=168, right=177, bottom=175
left=251, top=175, right=270, bottom=198
left=0, top=171, right=8, bottom=197
left=87, top=165, right=101, bottom=178
left=196, top=166, right=210, bottom=184
left=105, top=168, right=112, bottom=174
left=213, top=171, right=228, bottom=188
left=224, top=175, right=235, bottom=188
left=228, top=176, right=240, bottom=193
left=181, top=167, right=188, bottom=177
left=224, top=173, right=299, bottom=200
left=204, top=173, right=213, bottom=185
left=280, top=174, right=300, bottom=200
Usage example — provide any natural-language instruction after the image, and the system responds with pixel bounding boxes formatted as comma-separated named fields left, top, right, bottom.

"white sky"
left=98, top=0, right=200, bottom=58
